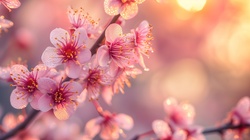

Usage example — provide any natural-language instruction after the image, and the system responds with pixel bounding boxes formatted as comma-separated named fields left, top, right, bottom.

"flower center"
left=53, top=88, right=65, bottom=103
left=60, top=45, right=78, bottom=62
left=87, top=69, right=101, bottom=86
left=25, top=77, right=38, bottom=93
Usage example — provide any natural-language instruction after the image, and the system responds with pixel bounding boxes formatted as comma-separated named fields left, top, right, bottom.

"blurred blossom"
left=0, top=16, right=13, bottom=33
left=177, top=0, right=206, bottom=12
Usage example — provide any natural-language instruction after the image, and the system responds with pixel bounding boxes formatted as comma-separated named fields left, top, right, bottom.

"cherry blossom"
left=152, top=120, right=187, bottom=140
left=102, top=66, right=141, bottom=104
left=96, top=23, right=137, bottom=69
left=104, top=0, right=145, bottom=19
left=130, top=20, right=153, bottom=71
left=80, top=55, right=114, bottom=100
left=41, top=28, right=91, bottom=78
left=67, top=6, right=101, bottom=39
left=9, top=64, right=58, bottom=110
left=37, top=77, right=83, bottom=120
left=230, top=97, right=250, bottom=125
left=0, top=0, right=20, bottom=12
left=84, top=111, right=133, bottom=140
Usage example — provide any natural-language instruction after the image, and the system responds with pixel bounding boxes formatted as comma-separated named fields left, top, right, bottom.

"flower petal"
left=114, top=113, right=133, bottom=130
left=120, top=3, right=138, bottom=20
left=65, top=61, right=81, bottom=79
left=96, top=45, right=110, bottom=67
left=30, top=90, right=43, bottom=110
left=10, top=64, right=29, bottom=84
left=78, top=48, right=91, bottom=64
left=172, top=130, right=187, bottom=140
left=101, top=86, right=113, bottom=105
left=152, top=120, right=171, bottom=139
left=62, top=81, right=83, bottom=100
left=105, top=24, right=123, bottom=43
left=53, top=103, right=75, bottom=120
left=74, top=28, right=88, bottom=47
left=38, top=94, right=53, bottom=112
left=84, top=117, right=102, bottom=138
left=41, top=47, right=62, bottom=68
left=50, top=28, right=69, bottom=48
left=104, top=0, right=121, bottom=16
left=10, top=89, right=29, bottom=109
left=37, top=77, right=57, bottom=94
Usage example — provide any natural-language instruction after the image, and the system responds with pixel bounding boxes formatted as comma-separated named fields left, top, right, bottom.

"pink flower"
left=9, top=64, right=57, bottom=110
left=80, top=55, right=114, bottom=100
left=0, top=16, right=13, bottom=33
left=0, top=0, right=20, bottom=12
left=102, top=66, right=141, bottom=104
left=152, top=120, right=187, bottom=140
left=67, top=6, right=101, bottom=39
left=130, top=20, right=153, bottom=71
left=96, top=23, right=136, bottom=69
left=164, top=97, right=195, bottom=128
left=37, top=77, right=83, bottom=120
left=41, top=28, right=91, bottom=78
left=104, top=0, right=145, bottom=19
left=230, top=97, right=250, bottom=125
left=84, top=111, right=133, bottom=139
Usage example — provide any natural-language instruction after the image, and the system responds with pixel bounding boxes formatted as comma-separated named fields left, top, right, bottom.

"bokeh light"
left=177, top=0, right=206, bottom=12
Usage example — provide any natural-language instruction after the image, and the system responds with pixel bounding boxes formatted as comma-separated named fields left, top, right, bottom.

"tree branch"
left=90, top=14, right=120, bottom=54
left=0, top=109, right=40, bottom=140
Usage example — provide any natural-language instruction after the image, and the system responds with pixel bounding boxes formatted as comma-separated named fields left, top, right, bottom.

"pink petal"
left=120, top=3, right=138, bottom=20
left=163, top=97, right=178, bottom=115
left=135, top=0, right=145, bottom=4
left=96, top=45, right=110, bottom=67
left=38, top=94, right=53, bottom=112
left=62, top=81, right=83, bottom=100
left=84, top=117, right=102, bottom=138
left=5, top=0, right=21, bottom=9
left=37, top=77, right=57, bottom=94
left=53, top=103, right=75, bottom=120
left=114, top=113, right=134, bottom=130
left=41, top=47, right=62, bottom=68
left=138, top=52, right=149, bottom=71
left=65, top=61, right=81, bottom=78
left=10, top=64, right=29, bottom=83
left=78, top=48, right=91, bottom=64
left=105, top=24, right=123, bottom=43
left=104, top=0, right=121, bottom=16
left=10, top=89, right=29, bottom=109
left=50, top=28, right=69, bottom=48
left=172, top=130, right=187, bottom=140
left=152, top=120, right=171, bottom=139
left=30, top=90, right=43, bottom=110
left=236, top=96, right=250, bottom=116
left=101, top=86, right=113, bottom=105
left=74, top=28, right=88, bottom=47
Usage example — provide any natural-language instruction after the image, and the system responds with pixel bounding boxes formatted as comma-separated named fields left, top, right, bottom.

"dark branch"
left=0, top=110, right=40, bottom=140
left=203, top=123, right=250, bottom=135
left=90, top=14, right=120, bottom=54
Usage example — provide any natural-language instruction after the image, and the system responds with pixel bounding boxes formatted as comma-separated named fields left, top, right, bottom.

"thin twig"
left=131, top=130, right=154, bottom=140
left=90, top=14, right=120, bottom=54
left=0, top=109, right=40, bottom=140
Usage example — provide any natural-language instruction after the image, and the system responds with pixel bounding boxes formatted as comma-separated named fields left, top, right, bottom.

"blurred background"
left=1, top=0, right=250, bottom=139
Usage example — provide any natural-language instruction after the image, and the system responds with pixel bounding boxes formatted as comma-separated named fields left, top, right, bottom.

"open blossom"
left=164, top=97, right=195, bottom=128
left=130, top=20, right=153, bottom=71
left=41, top=28, right=91, bottom=78
left=104, top=0, right=145, bottom=19
left=37, top=77, right=83, bottom=120
left=67, top=6, right=101, bottom=39
left=0, top=0, right=20, bottom=12
left=9, top=64, right=57, bottom=110
left=102, top=66, right=141, bottom=104
left=229, top=96, right=250, bottom=125
left=84, top=111, right=133, bottom=140
left=80, top=55, right=114, bottom=100
left=97, top=23, right=136, bottom=69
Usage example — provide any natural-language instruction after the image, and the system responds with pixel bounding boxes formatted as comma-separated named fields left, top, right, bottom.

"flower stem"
left=0, top=109, right=40, bottom=140
left=92, top=99, right=104, bottom=116
left=131, top=130, right=154, bottom=140
left=90, top=14, right=120, bottom=54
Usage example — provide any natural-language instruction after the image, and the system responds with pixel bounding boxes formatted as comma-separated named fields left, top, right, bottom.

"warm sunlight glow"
left=177, top=0, right=206, bottom=12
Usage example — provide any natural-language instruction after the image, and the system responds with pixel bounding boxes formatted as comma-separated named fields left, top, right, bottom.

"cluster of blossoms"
left=1, top=1, right=250, bottom=140
left=0, top=0, right=154, bottom=139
